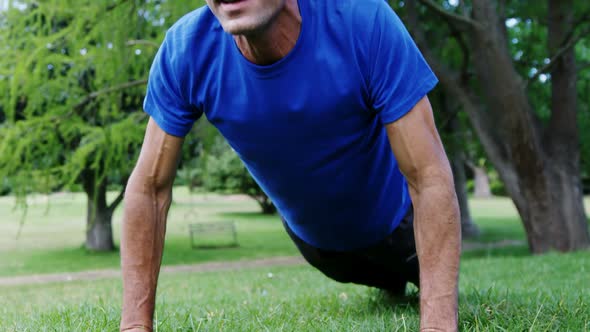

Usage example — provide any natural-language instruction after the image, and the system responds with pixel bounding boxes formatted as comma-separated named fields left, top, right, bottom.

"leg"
left=362, top=207, right=420, bottom=288
left=282, top=219, right=410, bottom=292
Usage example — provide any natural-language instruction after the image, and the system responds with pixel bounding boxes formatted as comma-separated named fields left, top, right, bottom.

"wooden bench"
left=189, top=221, right=238, bottom=249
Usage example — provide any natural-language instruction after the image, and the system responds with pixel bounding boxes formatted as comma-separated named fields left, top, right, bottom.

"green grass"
left=0, top=251, right=589, bottom=331
left=1, top=191, right=590, bottom=330
left=464, top=197, right=526, bottom=242
left=1, top=191, right=589, bottom=276
left=0, top=189, right=298, bottom=277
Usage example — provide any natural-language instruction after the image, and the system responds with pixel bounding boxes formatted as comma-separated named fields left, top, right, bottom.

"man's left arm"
left=385, top=96, right=461, bottom=332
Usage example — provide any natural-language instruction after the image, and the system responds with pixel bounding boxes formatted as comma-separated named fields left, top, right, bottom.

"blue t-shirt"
left=144, top=0, right=438, bottom=251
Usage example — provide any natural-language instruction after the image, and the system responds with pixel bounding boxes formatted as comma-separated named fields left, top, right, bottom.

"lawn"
left=0, top=190, right=589, bottom=331
left=0, top=188, right=298, bottom=277
left=0, top=189, right=589, bottom=276
left=0, top=252, right=588, bottom=331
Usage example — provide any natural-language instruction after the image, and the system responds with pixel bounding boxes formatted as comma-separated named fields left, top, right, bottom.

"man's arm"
left=385, top=96, right=461, bottom=332
left=120, top=118, right=184, bottom=332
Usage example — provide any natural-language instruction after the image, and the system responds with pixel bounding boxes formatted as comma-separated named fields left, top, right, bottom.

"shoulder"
left=314, top=0, right=399, bottom=49
left=349, top=0, right=403, bottom=40
left=155, top=6, right=224, bottom=99
left=319, top=0, right=391, bottom=30
left=163, top=5, right=222, bottom=57
left=166, top=6, right=221, bottom=44
left=314, top=0, right=396, bottom=80
left=349, top=0, right=390, bottom=20
left=328, top=0, right=409, bottom=59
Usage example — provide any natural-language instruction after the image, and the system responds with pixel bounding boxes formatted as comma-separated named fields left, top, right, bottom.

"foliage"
left=0, top=0, right=205, bottom=249
left=504, top=2, right=590, bottom=147
left=176, top=120, right=223, bottom=190
left=200, top=138, right=276, bottom=214
left=391, top=0, right=590, bottom=252
left=400, top=0, right=589, bottom=182
left=0, top=1, right=158, bottom=199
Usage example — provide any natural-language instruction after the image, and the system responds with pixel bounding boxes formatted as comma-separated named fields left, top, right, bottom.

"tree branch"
left=464, top=159, right=478, bottom=172
left=108, top=188, right=125, bottom=214
left=418, top=0, right=482, bottom=30
left=73, top=79, right=148, bottom=111
left=406, top=1, right=510, bottom=168
left=527, top=25, right=590, bottom=86
left=105, top=0, right=131, bottom=12
left=108, top=177, right=129, bottom=214
left=573, top=10, right=590, bottom=31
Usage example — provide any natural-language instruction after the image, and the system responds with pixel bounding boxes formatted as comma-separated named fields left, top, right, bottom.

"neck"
left=234, top=0, right=301, bottom=65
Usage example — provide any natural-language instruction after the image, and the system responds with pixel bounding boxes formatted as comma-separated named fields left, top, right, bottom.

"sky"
left=0, top=0, right=26, bottom=12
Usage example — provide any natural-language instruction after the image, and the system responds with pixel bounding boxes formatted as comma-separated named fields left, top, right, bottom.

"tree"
left=578, top=42, right=590, bottom=192
left=431, top=90, right=481, bottom=237
left=396, top=0, right=590, bottom=253
left=0, top=0, right=200, bottom=251
left=200, top=137, right=277, bottom=215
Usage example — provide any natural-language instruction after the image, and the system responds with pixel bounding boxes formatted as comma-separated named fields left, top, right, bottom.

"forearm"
left=120, top=181, right=172, bottom=332
left=411, top=182, right=461, bottom=331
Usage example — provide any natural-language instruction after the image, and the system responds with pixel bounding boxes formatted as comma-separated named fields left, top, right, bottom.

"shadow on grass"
left=468, top=217, right=526, bottom=242
left=343, top=286, right=421, bottom=318
left=462, top=245, right=530, bottom=260
left=460, top=216, right=531, bottom=259
left=377, top=289, right=419, bottom=309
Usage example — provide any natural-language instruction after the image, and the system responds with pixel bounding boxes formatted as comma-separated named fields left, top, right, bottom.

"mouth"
left=217, top=0, right=249, bottom=12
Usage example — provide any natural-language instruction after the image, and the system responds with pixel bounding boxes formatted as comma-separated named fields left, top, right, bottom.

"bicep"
left=385, top=96, right=452, bottom=192
left=130, top=117, right=184, bottom=191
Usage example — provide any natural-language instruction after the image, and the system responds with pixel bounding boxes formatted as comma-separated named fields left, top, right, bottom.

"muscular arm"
left=120, top=118, right=184, bottom=332
left=385, top=97, right=461, bottom=332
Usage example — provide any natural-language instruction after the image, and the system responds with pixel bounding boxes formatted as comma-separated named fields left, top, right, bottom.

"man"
left=120, top=0, right=461, bottom=331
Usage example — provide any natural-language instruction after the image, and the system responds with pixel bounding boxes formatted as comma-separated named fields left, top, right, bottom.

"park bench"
left=189, top=221, right=239, bottom=249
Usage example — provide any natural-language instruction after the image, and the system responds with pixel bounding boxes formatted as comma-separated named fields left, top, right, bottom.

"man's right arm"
left=120, top=118, right=184, bottom=332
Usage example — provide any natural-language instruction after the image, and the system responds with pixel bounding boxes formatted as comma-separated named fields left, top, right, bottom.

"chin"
left=221, top=19, right=267, bottom=36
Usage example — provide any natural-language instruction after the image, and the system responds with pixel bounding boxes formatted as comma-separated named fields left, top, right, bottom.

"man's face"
left=206, top=0, right=286, bottom=35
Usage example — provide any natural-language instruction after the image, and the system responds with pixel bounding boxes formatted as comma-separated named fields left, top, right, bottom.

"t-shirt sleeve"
left=143, top=35, right=202, bottom=137
left=368, top=2, right=438, bottom=124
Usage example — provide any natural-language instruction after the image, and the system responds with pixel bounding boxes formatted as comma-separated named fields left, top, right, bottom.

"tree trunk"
left=83, top=174, right=115, bottom=251
left=472, top=166, right=491, bottom=198
left=441, top=95, right=480, bottom=238
left=405, top=0, right=590, bottom=253
left=260, top=201, right=277, bottom=215
left=451, top=153, right=480, bottom=238
left=523, top=165, right=589, bottom=252
left=504, top=164, right=589, bottom=253
left=534, top=0, right=590, bottom=251
left=86, top=197, right=114, bottom=251
left=469, top=0, right=589, bottom=252
left=252, top=194, right=277, bottom=215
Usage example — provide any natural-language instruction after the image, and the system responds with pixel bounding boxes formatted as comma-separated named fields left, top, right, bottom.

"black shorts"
left=283, top=208, right=419, bottom=293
